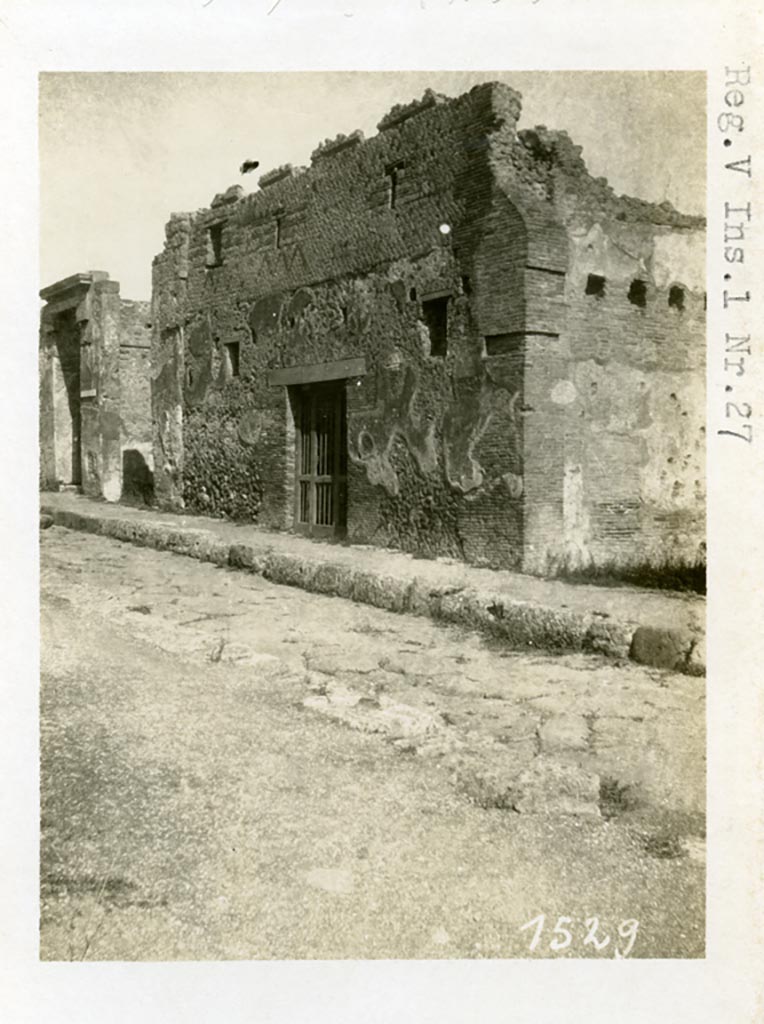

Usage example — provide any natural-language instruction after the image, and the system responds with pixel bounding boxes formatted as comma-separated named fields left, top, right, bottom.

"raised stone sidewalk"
left=40, top=492, right=705, bottom=674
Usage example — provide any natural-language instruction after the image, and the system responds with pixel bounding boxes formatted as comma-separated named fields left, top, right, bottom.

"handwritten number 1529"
left=520, top=914, right=639, bottom=957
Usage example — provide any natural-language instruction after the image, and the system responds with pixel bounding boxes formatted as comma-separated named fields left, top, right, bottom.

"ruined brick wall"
left=39, top=275, right=154, bottom=504
left=547, top=221, right=705, bottom=571
left=150, top=82, right=705, bottom=572
left=503, top=128, right=706, bottom=572
left=39, top=273, right=122, bottom=501
left=152, top=83, right=539, bottom=566
left=119, top=299, right=154, bottom=502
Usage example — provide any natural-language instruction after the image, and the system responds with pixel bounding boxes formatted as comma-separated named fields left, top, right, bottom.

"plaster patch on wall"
left=562, top=461, right=590, bottom=565
left=568, top=222, right=650, bottom=284
left=651, top=229, right=705, bottom=292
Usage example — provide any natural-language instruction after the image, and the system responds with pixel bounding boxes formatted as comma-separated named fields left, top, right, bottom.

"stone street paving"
left=40, top=526, right=705, bottom=959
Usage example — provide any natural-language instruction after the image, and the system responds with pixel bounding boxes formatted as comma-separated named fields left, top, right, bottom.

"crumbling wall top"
left=376, top=88, right=448, bottom=132
left=518, top=125, right=705, bottom=229
left=310, top=130, right=365, bottom=165
left=40, top=270, right=111, bottom=303
left=211, top=184, right=245, bottom=209
left=258, top=163, right=305, bottom=189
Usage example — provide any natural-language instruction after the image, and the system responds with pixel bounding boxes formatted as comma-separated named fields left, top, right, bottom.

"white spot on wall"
left=551, top=380, right=577, bottom=405
left=103, top=476, right=121, bottom=503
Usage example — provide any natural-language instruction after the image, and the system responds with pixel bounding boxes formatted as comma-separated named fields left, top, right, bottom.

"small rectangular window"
left=422, top=296, right=448, bottom=357
left=385, top=161, right=404, bottom=210
left=668, top=285, right=685, bottom=311
left=224, top=341, right=240, bottom=378
left=585, top=274, right=606, bottom=298
left=206, top=223, right=224, bottom=267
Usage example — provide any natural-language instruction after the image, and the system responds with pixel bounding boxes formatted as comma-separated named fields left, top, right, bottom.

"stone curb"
left=41, top=503, right=705, bottom=675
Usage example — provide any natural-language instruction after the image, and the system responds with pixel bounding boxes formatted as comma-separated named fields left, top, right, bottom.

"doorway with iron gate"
left=293, top=380, right=348, bottom=538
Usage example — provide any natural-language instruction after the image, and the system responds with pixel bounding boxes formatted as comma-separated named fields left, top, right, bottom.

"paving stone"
left=523, top=693, right=577, bottom=717
left=591, top=716, right=648, bottom=749
left=306, top=650, right=381, bottom=675
left=508, top=758, right=601, bottom=816
left=303, top=690, right=442, bottom=740
left=454, top=747, right=537, bottom=810
left=538, top=715, right=590, bottom=752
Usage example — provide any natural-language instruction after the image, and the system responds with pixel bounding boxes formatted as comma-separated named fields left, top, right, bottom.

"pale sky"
left=39, top=71, right=705, bottom=300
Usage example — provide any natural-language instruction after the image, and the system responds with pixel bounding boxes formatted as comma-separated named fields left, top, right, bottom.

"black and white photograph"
left=38, top=70, right=707, bottom=960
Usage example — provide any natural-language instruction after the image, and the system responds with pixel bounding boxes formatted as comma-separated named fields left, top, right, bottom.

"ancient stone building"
left=151, top=82, right=705, bottom=573
left=39, top=272, right=154, bottom=503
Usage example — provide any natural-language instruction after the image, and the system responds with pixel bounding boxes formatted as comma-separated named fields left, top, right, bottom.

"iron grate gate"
left=294, top=381, right=347, bottom=537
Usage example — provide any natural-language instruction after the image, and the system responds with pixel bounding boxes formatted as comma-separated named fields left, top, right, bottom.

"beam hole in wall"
left=224, top=341, right=240, bottom=379
left=585, top=274, right=606, bottom=298
left=627, top=279, right=647, bottom=308
left=484, top=332, right=522, bottom=356
left=421, top=296, right=449, bottom=357
left=206, top=223, right=224, bottom=268
left=668, top=285, right=685, bottom=311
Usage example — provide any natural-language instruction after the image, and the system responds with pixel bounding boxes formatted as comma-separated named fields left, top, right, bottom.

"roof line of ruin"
left=165, top=81, right=704, bottom=237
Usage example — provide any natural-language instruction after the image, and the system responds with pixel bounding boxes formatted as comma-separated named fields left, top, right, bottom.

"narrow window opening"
left=422, top=296, right=449, bottom=357
left=585, top=274, right=606, bottom=298
left=409, top=286, right=417, bottom=302
left=224, top=341, right=240, bottom=379
left=461, top=275, right=472, bottom=295
left=206, top=223, right=224, bottom=267
left=669, top=285, right=685, bottom=311
left=386, top=161, right=404, bottom=209
left=627, top=279, right=647, bottom=308
left=341, top=305, right=349, bottom=324
left=275, top=215, right=283, bottom=249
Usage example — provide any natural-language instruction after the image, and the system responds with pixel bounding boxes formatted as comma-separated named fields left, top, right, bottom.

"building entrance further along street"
left=294, top=381, right=348, bottom=538
left=53, top=309, right=83, bottom=487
